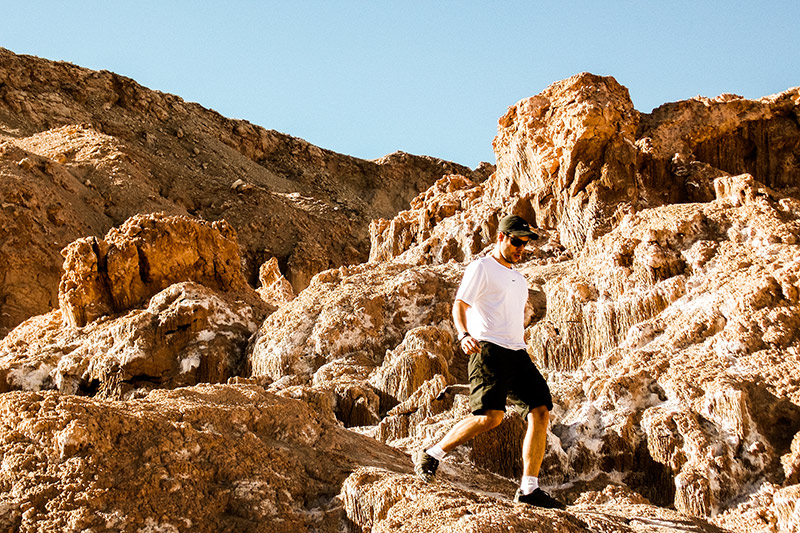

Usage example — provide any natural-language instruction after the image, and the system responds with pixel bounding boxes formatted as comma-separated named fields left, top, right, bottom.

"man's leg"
left=416, top=341, right=507, bottom=482
left=522, top=405, right=549, bottom=477
left=439, top=409, right=504, bottom=452
left=514, top=405, right=565, bottom=509
left=414, top=410, right=503, bottom=483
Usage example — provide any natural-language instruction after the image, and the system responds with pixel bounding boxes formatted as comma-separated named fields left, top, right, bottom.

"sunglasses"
left=503, top=233, right=530, bottom=247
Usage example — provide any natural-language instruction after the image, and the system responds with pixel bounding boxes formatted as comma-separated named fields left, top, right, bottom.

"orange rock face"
left=2, top=47, right=800, bottom=532
left=58, top=213, right=250, bottom=328
left=1, top=214, right=268, bottom=398
left=0, top=48, right=487, bottom=336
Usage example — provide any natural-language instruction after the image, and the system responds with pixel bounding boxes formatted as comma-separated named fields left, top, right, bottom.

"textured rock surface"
left=0, top=384, right=411, bottom=532
left=370, top=73, right=800, bottom=269
left=249, top=75, right=800, bottom=529
left=0, top=213, right=268, bottom=398
left=256, top=257, right=295, bottom=308
left=492, top=73, right=640, bottom=252
left=247, top=262, right=464, bottom=427
left=58, top=213, right=253, bottom=328
left=0, top=48, right=489, bottom=336
left=2, top=50, right=799, bottom=532
left=341, top=468, right=723, bottom=533
left=0, top=283, right=260, bottom=398
left=492, top=73, right=800, bottom=253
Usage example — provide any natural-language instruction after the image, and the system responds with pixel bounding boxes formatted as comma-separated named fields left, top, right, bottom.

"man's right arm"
left=453, top=299, right=480, bottom=354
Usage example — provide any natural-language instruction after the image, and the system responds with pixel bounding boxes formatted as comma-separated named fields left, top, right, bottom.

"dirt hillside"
left=0, top=47, right=492, bottom=337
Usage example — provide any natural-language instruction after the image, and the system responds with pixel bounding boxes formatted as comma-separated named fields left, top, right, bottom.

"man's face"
left=499, top=232, right=530, bottom=263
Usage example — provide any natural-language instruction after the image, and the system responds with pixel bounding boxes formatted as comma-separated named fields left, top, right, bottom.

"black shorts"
left=468, top=341, right=553, bottom=419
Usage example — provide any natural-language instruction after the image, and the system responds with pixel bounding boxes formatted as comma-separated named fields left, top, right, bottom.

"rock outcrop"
left=370, top=73, right=800, bottom=268
left=340, top=468, right=725, bottom=533
left=255, top=257, right=295, bottom=308
left=492, top=74, right=640, bottom=252
left=246, top=262, right=464, bottom=427
left=0, top=47, right=490, bottom=336
left=0, top=384, right=410, bottom=532
left=0, top=213, right=268, bottom=398
left=58, top=213, right=253, bottom=328
left=2, top=52, right=800, bottom=532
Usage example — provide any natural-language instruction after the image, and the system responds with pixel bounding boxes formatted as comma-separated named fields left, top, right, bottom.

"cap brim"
left=509, top=230, right=539, bottom=240
left=508, top=230, right=539, bottom=241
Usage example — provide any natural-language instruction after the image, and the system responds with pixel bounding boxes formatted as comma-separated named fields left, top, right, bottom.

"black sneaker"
left=514, top=488, right=566, bottom=510
left=413, top=449, right=439, bottom=483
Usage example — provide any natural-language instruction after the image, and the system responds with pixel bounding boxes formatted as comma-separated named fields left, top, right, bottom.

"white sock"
left=520, top=476, right=539, bottom=495
left=426, top=444, right=447, bottom=461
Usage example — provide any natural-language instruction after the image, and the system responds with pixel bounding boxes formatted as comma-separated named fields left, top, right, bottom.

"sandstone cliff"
left=1, top=51, right=799, bottom=532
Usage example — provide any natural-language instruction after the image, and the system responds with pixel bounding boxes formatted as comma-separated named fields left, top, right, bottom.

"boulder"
left=255, top=257, right=295, bottom=307
left=0, top=282, right=262, bottom=398
left=59, top=213, right=253, bottom=328
left=0, top=213, right=269, bottom=398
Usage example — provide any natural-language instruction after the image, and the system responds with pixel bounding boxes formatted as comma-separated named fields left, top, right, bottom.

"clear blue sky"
left=2, top=1, right=798, bottom=168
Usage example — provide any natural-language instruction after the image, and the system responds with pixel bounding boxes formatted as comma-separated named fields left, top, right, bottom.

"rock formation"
left=0, top=384, right=411, bottom=532
left=58, top=213, right=254, bottom=328
left=1, top=49, right=799, bottom=532
left=246, top=262, right=464, bottom=427
left=0, top=213, right=269, bottom=399
left=340, top=468, right=724, bottom=532
left=0, top=47, right=491, bottom=336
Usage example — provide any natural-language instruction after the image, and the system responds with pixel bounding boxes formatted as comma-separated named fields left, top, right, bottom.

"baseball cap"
left=498, top=214, right=539, bottom=240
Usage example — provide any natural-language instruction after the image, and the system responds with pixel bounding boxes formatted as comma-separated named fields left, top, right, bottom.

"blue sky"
left=2, top=1, right=798, bottom=167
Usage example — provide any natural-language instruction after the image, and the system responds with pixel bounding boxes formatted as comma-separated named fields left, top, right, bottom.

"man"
left=413, top=214, right=565, bottom=510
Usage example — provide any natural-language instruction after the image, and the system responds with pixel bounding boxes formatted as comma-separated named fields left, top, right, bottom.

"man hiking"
left=413, top=214, right=565, bottom=510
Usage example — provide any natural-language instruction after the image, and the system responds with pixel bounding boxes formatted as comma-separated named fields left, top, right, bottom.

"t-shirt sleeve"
left=455, top=260, right=485, bottom=306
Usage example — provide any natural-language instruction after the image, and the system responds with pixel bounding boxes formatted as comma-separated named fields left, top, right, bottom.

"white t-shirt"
left=455, top=255, right=528, bottom=350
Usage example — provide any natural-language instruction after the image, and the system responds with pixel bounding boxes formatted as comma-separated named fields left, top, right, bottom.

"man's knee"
left=528, top=405, right=550, bottom=426
left=478, top=410, right=504, bottom=429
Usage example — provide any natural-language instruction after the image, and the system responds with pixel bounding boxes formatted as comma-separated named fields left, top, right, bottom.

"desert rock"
left=255, top=257, right=295, bottom=308
left=0, top=47, right=489, bottom=336
left=58, top=212, right=253, bottom=328
left=340, top=467, right=724, bottom=532
left=492, top=73, right=640, bottom=251
left=0, top=384, right=410, bottom=532
left=2, top=48, right=800, bottom=532
left=245, top=76, right=800, bottom=527
left=246, top=262, right=464, bottom=427
left=0, top=213, right=269, bottom=398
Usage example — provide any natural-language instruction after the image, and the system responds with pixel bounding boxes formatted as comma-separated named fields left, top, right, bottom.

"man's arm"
left=453, top=299, right=480, bottom=354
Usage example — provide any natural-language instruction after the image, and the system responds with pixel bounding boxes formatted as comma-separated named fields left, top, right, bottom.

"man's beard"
left=501, top=248, right=521, bottom=264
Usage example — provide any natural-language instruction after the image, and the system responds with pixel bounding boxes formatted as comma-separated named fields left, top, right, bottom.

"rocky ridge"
left=0, top=47, right=492, bottom=337
left=0, top=50, right=799, bottom=532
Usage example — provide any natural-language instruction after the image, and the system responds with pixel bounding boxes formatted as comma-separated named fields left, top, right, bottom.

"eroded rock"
left=256, top=256, right=295, bottom=307
left=0, top=384, right=410, bottom=532
left=247, top=262, right=463, bottom=426
left=59, top=213, right=252, bottom=328
left=340, top=467, right=723, bottom=533
left=0, top=282, right=262, bottom=398
left=1, top=213, right=269, bottom=398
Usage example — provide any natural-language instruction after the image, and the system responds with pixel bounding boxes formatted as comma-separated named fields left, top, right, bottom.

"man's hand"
left=460, top=334, right=480, bottom=354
